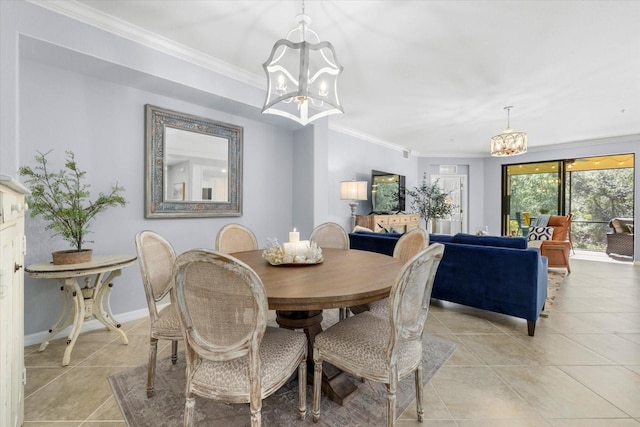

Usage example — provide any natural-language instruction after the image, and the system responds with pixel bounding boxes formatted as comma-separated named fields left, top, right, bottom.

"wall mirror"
left=145, top=104, right=243, bottom=218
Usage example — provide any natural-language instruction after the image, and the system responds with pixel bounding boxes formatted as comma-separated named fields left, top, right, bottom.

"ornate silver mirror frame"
left=145, top=104, right=243, bottom=218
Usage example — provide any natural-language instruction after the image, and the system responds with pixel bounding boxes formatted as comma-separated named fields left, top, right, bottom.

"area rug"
left=109, top=311, right=457, bottom=427
left=540, top=269, right=567, bottom=318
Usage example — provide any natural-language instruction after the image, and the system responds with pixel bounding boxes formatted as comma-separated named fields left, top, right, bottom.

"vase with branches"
left=406, top=173, right=455, bottom=232
left=19, top=150, right=127, bottom=264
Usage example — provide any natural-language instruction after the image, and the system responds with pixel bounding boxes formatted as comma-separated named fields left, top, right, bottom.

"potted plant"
left=19, top=150, right=127, bottom=265
left=406, top=173, right=455, bottom=233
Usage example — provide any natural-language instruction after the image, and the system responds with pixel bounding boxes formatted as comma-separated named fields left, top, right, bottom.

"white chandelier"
left=490, top=106, right=528, bottom=157
left=262, top=1, right=343, bottom=126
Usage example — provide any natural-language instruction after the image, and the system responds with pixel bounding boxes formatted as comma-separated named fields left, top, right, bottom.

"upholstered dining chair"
left=310, top=222, right=350, bottom=319
left=134, top=230, right=182, bottom=398
left=352, top=227, right=429, bottom=317
left=312, top=243, right=445, bottom=427
left=174, top=249, right=307, bottom=427
left=310, top=221, right=349, bottom=250
left=215, top=223, right=259, bottom=253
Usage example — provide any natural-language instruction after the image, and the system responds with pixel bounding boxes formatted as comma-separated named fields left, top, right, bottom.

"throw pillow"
left=611, top=218, right=626, bottom=234
left=627, top=224, right=634, bottom=234
left=352, top=225, right=373, bottom=233
left=528, top=226, right=555, bottom=241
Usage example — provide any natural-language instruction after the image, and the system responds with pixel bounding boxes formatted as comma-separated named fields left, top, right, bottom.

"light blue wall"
left=328, top=130, right=419, bottom=232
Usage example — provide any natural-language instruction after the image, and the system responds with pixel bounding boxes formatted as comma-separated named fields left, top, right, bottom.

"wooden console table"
left=25, top=254, right=136, bottom=366
left=356, top=213, right=419, bottom=233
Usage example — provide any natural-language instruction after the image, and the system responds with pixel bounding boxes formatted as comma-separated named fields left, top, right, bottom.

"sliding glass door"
left=502, top=161, right=563, bottom=237
left=502, top=154, right=635, bottom=254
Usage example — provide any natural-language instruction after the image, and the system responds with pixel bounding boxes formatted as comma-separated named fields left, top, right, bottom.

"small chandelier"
left=262, top=1, right=343, bottom=126
left=490, top=106, right=528, bottom=157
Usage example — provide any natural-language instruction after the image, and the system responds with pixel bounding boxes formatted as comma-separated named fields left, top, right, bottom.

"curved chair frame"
left=174, top=249, right=307, bottom=426
left=312, top=244, right=445, bottom=426
left=215, top=223, right=259, bottom=253
left=134, top=230, right=182, bottom=398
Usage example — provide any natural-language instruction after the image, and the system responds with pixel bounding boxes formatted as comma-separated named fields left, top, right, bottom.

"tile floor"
left=23, top=256, right=640, bottom=426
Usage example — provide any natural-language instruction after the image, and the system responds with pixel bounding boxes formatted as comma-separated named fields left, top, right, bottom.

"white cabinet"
left=0, top=176, right=28, bottom=427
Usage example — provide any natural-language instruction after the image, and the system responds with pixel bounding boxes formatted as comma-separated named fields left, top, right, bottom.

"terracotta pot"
left=51, top=249, right=93, bottom=265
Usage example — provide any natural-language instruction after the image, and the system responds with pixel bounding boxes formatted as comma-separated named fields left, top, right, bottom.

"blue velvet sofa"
left=348, top=231, right=548, bottom=336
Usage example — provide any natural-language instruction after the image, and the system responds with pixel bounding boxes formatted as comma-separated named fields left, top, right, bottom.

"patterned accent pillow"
left=527, top=226, right=555, bottom=241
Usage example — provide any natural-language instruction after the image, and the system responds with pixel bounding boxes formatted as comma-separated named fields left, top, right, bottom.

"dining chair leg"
left=386, top=375, right=397, bottom=427
left=171, top=340, right=178, bottom=364
left=312, top=351, right=323, bottom=422
left=415, top=364, right=424, bottom=421
left=298, top=354, right=307, bottom=420
left=184, top=394, right=195, bottom=427
left=147, top=337, right=158, bottom=397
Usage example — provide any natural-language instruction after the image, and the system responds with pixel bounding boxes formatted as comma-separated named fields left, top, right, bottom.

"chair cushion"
left=315, top=312, right=422, bottom=380
left=547, top=215, right=569, bottom=240
left=151, top=303, right=182, bottom=339
left=190, top=327, right=306, bottom=399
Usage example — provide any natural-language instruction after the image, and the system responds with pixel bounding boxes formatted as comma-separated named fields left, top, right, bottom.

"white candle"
left=289, top=228, right=300, bottom=243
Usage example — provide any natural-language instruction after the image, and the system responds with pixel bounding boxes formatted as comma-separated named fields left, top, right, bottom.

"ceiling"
left=40, top=1, right=640, bottom=157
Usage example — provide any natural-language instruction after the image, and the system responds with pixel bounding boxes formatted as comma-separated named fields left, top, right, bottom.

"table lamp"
left=340, top=180, right=368, bottom=231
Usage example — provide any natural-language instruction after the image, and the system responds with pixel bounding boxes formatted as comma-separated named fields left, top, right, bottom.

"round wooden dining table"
left=232, top=248, right=404, bottom=405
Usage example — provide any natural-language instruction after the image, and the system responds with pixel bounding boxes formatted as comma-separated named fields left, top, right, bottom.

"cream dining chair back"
left=354, top=227, right=429, bottom=317
left=173, top=249, right=307, bottom=427
left=310, top=222, right=350, bottom=319
left=309, top=222, right=349, bottom=250
left=312, top=243, right=445, bottom=426
left=215, top=223, right=259, bottom=253
left=134, top=230, right=182, bottom=398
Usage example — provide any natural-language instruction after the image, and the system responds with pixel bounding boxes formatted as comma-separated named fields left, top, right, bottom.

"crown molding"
left=27, top=0, right=265, bottom=88
left=328, top=123, right=407, bottom=153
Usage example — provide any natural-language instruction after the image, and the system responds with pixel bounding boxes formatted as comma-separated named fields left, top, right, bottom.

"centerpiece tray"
left=262, top=241, right=323, bottom=266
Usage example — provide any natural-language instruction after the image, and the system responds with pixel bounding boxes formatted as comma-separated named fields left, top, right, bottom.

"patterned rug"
left=540, top=269, right=567, bottom=318
left=109, top=310, right=457, bottom=426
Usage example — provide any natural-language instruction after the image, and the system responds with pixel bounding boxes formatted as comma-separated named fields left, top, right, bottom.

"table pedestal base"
left=276, top=310, right=358, bottom=406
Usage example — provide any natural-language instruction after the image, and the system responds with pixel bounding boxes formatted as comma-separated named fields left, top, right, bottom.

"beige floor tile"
left=396, top=420, right=458, bottom=426
left=570, top=312, right=640, bottom=334
left=509, top=332, right=614, bottom=365
left=458, top=334, right=548, bottom=366
left=399, top=383, right=453, bottom=420
left=565, top=333, right=640, bottom=365
left=77, top=334, right=169, bottom=368
left=541, top=312, right=609, bottom=334
left=455, top=416, right=552, bottom=427
left=559, top=365, right=640, bottom=417
left=619, top=334, right=640, bottom=345
left=25, top=366, right=70, bottom=397
left=547, top=419, right=640, bottom=426
left=87, top=395, right=125, bottom=421
left=444, top=343, right=485, bottom=366
left=23, top=423, right=80, bottom=426
left=431, top=366, right=539, bottom=419
left=494, top=365, right=626, bottom=418
left=431, top=311, right=505, bottom=335
left=24, top=366, right=123, bottom=422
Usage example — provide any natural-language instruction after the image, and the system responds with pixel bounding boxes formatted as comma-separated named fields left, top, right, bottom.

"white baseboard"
left=24, top=308, right=150, bottom=347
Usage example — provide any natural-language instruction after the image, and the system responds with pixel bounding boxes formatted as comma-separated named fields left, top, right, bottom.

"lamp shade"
left=340, top=181, right=367, bottom=201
